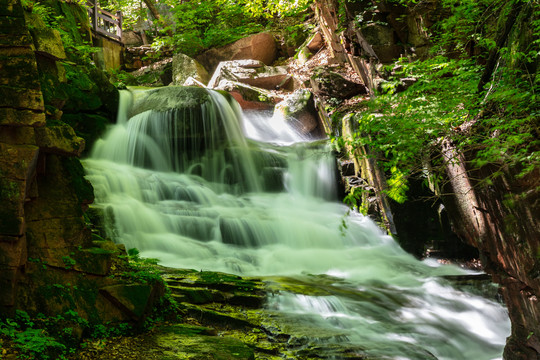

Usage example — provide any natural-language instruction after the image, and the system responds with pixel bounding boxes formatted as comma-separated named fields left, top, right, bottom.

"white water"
left=84, top=88, right=510, bottom=359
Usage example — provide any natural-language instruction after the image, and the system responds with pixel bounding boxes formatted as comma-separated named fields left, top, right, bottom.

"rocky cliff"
left=0, top=0, right=162, bottom=327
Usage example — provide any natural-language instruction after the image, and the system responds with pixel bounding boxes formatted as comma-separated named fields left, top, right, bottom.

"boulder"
left=296, top=32, right=325, bottom=65
left=197, top=33, right=277, bottom=74
left=274, top=89, right=320, bottom=135
left=129, top=57, right=173, bottom=87
left=172, top=53, right=210, bottom=86
left=0, top=108, right=45, bottom=127
left=310, top=67, right=367, bottom=99
left=215, top=80, right=281, bottom=110
left=122, top=30, right=144, bottom=47
left=208, top=60, right=290, bottom=90
left=306, top=32, right=324, bottom=52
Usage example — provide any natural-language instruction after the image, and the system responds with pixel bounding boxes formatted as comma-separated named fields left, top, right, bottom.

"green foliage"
left=62, top=255, right=77, bottom=270
left=333, top=0, right=539, bottom=202
left=114, top=248, right=162, bottom=284
left=0, top=310, right=88, bottom=359
left=105, top=0, right=312, bottom=56
left=156, top=0, right=266, bottom=57
left=0, top=310, right=141, bottom=359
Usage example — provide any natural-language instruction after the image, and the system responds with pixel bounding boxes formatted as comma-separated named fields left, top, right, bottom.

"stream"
left=84, top=87, right=510, bottom=359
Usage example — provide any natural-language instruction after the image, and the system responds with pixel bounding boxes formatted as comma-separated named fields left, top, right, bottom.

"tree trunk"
left=142, top=0, right=173, bottom=37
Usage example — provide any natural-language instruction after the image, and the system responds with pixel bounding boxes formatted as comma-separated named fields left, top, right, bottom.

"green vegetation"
left=0, top=310, right=86, bottom=359
left=332, top=0, right=539, bottom=202
left=100, top=0, right=313, bottom=56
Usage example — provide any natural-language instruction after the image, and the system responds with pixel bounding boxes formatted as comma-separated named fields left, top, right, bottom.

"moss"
left=62, top=157, right=94, bottom=207
left=62, top=113, right=109, bottom=153
left=130, top=86, right=210, bottom=116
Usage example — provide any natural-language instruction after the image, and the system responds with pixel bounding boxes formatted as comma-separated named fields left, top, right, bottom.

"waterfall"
left=84, top=87, right=510, bottom=359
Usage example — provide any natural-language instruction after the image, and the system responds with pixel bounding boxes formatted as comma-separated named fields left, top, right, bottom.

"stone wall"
left=0, top=0, right=162, bottom=325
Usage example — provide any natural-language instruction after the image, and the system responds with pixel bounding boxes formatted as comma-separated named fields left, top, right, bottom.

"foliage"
left=112, top=248, right=163, bottom=284
left=332, top=0, right=539, bottom=201
left=0, top=310, right=87, bottom=359
left=102, top=0, right=312, bottom=56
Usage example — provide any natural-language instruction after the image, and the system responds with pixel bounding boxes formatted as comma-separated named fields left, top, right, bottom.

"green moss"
left=62, top=157, right=94, bottom=207
left=62, top=113, right=109, bottom=153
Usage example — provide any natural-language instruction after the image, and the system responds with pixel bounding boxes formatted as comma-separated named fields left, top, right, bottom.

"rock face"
left=197, top=33, right=278, bottom=74
left=0, top=0, right=162, bottom=327
left=207, top=60, right=289, bottom=110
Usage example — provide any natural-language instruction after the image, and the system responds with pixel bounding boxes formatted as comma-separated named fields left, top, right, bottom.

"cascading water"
left=84, top=87, right=510, bottom=359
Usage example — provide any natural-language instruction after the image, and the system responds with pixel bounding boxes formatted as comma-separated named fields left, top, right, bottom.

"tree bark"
left=142, top=0, right=173, bottom=36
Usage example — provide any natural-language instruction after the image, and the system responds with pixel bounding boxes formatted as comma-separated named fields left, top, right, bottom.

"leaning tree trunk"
left=142, top=0, right=173, bottom=37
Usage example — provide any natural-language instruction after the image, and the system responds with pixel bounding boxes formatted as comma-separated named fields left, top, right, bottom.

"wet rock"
left=153, top=324, right=255, bottom=359
left=130, top=86, right=211, bottom=116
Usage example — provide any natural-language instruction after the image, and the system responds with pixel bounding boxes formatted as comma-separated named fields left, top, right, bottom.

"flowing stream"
left=84, top=87, right=510, bottom=359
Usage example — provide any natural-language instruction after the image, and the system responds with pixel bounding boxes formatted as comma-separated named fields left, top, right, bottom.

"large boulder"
left=208, top=60, right=289, bottom=90
left=274, top=89, right=320, bottom=135
left=310, top=67, right=367, bottom=99
left=129, top=57, right=174, bottom=87
left=172, top=53, right=210, bottom=86
left=122, top=30, right=144, bottom=47
left=197, top=33, right=277, bottom=74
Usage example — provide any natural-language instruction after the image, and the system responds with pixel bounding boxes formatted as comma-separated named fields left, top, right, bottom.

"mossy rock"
left=62, top=156, right=94, bottom=208
left=130, top=86, right=211, bottom=117
left=155, top=328, right=255, bottom=359
left=61, top=113, right=110, bottom=153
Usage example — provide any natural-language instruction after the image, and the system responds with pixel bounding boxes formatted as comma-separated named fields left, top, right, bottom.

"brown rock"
left=0, top=236, right=27, bottom=267
left=306, top=32, right=324, bottom=52
left=274, top=89, right=320, bottom=135
left=214, top=80, right=280, bottom=110
left=310, top=67, right=367, bottom=99
left=0, top=126, right=36, bottom=145
left=197, top=33, right=277, bottom=74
